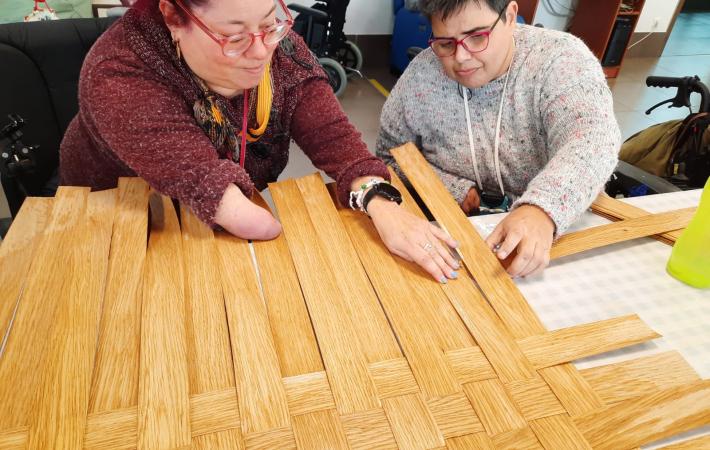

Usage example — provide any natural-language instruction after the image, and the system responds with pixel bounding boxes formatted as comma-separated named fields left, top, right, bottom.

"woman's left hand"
left=367, top=198, right=460, bottom=283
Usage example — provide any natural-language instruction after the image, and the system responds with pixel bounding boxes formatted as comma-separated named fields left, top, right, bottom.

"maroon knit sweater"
left=60, top=4, right=389, bottom=225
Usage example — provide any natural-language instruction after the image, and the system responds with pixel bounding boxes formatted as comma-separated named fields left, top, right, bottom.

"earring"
left=173, top=38, right=181, bottom=60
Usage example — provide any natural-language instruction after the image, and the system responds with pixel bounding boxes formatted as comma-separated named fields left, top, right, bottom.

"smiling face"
left=430, top=0, right=517, bottom=89
left=161, top=0, right=285, bottom=97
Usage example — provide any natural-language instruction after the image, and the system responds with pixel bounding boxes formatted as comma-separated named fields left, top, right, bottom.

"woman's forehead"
left=198, top=0, right=276, bottom=25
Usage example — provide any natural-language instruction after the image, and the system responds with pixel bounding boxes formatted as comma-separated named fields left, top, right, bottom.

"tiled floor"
left=1, top=13, right=710, bottom=224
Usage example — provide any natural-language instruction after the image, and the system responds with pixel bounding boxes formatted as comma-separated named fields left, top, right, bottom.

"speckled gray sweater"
left=377, top=24, right=621, bottom=235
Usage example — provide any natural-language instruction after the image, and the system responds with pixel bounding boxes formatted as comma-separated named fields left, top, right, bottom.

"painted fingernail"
left=453, top=262, right=460, bottom=270
left=498, top=251, right=508, bottom=259
left=439, top=277, right=448, bottom=284
left=450, top=271, right=458, bottom=279
left=453, top=241, right=460, bottom=248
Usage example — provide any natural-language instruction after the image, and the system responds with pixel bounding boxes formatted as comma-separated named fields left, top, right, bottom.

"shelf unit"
left=569, top=0, right=646, bottom=78
left=517, top=0, right=540, bottom=25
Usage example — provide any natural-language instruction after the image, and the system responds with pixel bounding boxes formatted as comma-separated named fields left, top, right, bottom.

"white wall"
left=635, top=0, right=680, bottom=33
left=289, top=0, right=394, bottom=35
left=531, top=0, right=680, bottom=33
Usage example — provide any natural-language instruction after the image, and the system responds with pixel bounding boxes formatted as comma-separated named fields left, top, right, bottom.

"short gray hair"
left=419, top=0, right=510, bottom=21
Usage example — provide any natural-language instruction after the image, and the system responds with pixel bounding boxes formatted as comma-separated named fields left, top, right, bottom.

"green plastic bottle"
left=667, top=177, right=710, bottom=288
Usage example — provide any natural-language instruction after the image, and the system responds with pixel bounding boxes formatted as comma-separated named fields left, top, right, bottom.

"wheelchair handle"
left=645, top=75, right=710, bottom=114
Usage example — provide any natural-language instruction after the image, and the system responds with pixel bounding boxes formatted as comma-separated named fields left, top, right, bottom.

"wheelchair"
left=288, top=0, right=363, bottom=97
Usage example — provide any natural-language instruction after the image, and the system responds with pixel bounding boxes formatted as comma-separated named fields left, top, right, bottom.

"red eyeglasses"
left=173, top=0, right=294, bottom=57
left=428, top=5, right=507, bottom=57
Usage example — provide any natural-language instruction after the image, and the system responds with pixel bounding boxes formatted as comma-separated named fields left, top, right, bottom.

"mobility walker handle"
left=645, top=75, right=710, bottom=115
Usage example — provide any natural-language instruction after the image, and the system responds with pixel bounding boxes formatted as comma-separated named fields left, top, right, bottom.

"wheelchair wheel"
left=336, top=40, right=363, bottom=78
left=319, top=57, right=347, bottom=97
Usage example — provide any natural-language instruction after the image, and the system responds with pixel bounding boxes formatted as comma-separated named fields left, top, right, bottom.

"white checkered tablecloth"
left=470, top=190, right=709, bottom=377
left=470, top=190, right=710, bottom=447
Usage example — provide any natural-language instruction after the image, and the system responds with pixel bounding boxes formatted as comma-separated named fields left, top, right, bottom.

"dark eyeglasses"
left=428, top=5, right=508, bottom=57
left=173, top=0, right=294, bottom=57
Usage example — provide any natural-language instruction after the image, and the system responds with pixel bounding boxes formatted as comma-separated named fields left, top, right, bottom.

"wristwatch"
left=362, top=182, right=403, bottom=214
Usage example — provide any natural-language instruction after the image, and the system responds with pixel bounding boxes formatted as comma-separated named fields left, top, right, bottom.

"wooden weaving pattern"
left=0, top=158, right=708, bottom=448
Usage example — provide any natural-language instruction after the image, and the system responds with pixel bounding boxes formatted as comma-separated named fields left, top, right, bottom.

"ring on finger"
left=420, top=241, right=434, bottom=253
left=493, top=243, right=502, bottom=252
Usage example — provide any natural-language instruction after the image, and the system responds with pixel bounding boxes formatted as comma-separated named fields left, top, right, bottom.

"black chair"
left=0, top=16, right=118, bottom=235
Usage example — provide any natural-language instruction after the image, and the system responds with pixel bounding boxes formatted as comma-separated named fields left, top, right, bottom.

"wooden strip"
left=28, top=189, right=116, bottom=449
left=518, top=314, right=660, bottom=369
left=427, top=392, right=485, bottom=438
left=539, top=364, right=604, bottom=416
left=0, top=197, right=51, bottom=353
left=439, top=275, right=536, bottom=383
left=382, top=394, right=445, bottom=449
left=391, top=143, right=546, bottom=338
left=180, top=207, right=243, bottom=449
left=659, top=434, right=710, bottom=449
left=0, top=187, right=89, bottom=431
left=463, top=379, right=527, bottom=436
left=138, top=193, right=191, bottom=449
left=85, top=407, right=137, bottom=450
left=550, top=208, right=695, bottom=259
left=214, top=230, right=291, bottom=434
left=591, top=193, right=680, bottom=244
left=368, top=358, right=420, bottom=399
left=579, top=351, right=702, bottom=404
left=190, top=388, right=240, bottom=438
left=252, top=194, right=324, bottom=377
left=193, top=430, right=244, bottom=450
left=504, top=376, right=565, bottom=421
left=270, top=179, right=380, bottom=414
left=292, top=409, right=349, bottom=449
left=329, top=181, right=477, bottom=354
left=491, top=427, right=544, bottom=449
left=283, top=371, right=336, bottom=416
left=90, top=178, right=150, bottom=413
left=296, top=174, right=401, bottom=362
left=337, top=203, right=462, bottom=397
left=243, top=427, right=296, bottom=450
left=445, top=347, right=497, bottom=384
left=341, top=409, right=398, bottom=450
left=0, top=426, right=28, bottom=450
left=573, top=381, right=710, bottom=450
left=180, top=207, right=237, bottom=393
left=530, top=414, right=592, bottom=450
left=446, top=432, right=494, bottom=450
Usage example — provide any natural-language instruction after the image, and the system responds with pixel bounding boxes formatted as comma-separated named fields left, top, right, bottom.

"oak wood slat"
left=180, top=207, right=244, bottom=449
left=0, top=197, right=51, bottom=354
left=292, top=409, right=350, bottom=449
left=341, top=409, right=398, bottom=450
left=0, top=187, right=89, bottom=434
left=463, top=379, right=527, bottom=436
left=391, top=143, right=546, bottom=339
left=214, top=230, right=291, bottom=435
left=504, top=376, right=566, bottom=421
left=490, top=426, right=544, bottom=449
left=282, top=371, right=337, bottom=416
left=296, top=174, right=401, bottom=362
left=573, top=381, right=710, bottom=450
left=538, top=364, right=605, bottom=416
left=550, top=207, right=695, bottom=259
left=530, top=414, right=592, bottom=450
left=337, top=199, right=463, bottom=398
left=579, top=351, right=702, bottom=405
left=251, top=193, right=326, bottom=378
left=446, top=432, right=494, bottom=449
left=138, top=193, right=191, bottom=449
left=427, top=392, right=485, bottom=439
left=89, top=178, right=150, bottom=413
left=28, top=189, right=116, bottom=449
left=591, top=193, right=682, bottom=244
left=518, top=314, right=661, bottom=369
left=659, top=434, right=710, bottom=449
left=382, top=393, right=445, bottom=449
left=269, top=178, right=380, bottom=414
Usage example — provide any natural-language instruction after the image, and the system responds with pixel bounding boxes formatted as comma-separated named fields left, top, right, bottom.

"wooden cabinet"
left=517, top=0, right=540, bottom=25
left=569, top=0, right=646, bottom=78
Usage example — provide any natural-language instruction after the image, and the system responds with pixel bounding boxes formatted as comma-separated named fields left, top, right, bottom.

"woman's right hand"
left=215, top=184, right=282, bottom=240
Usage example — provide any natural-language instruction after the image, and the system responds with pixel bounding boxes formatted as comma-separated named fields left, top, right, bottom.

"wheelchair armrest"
left=615, top=160, right=681, bottom=194
left=287, top=4, right=329, bottom=21
left=407, top=46, right=424, bottom=61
